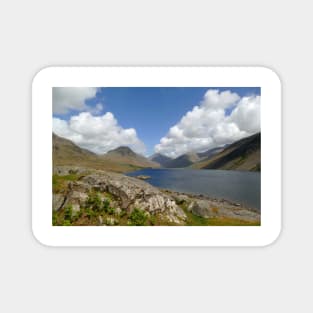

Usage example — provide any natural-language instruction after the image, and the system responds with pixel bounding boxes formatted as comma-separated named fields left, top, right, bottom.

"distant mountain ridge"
left=165, top=152, right=200, bottom=168
left=53, top=132, right=260, bottom=173
left=149, top=153, right=173, bottom=167
left=148, top=134, right=260, bottom=171
left=102, top=146, right=160, bottom=169
left=156, top=145, right=226, bottom=169
left=53, top=133, right=159, bottom=172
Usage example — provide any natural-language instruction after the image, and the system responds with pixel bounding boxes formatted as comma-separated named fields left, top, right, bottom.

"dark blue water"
left=127, top=168, right=261, bottom=210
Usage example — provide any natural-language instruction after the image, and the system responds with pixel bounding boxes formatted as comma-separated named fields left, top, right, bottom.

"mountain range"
left=149, top=145, right=226, bottom=168
left=150, top=133, right=260, bottom=171
left=53, top=132, right=260, bottom=172
left=53, top=133, right=158, bottom=173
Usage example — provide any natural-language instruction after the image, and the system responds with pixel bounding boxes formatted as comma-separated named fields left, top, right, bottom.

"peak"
left=107, top=146, right=136, bottom=156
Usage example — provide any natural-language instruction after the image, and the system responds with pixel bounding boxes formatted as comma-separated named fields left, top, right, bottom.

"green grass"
left=128, top=208, right=147, bottom=226
left=52, top=174, right=80, bottom=193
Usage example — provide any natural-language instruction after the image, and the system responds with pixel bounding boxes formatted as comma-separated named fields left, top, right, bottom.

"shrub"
left=86, top=193, right=103, bottom=211
left=52, top=211, right=58, bottom=225
left=120, top=209, right=127, bottom=218
left=106, top=206, right=115, bottom=215
left=64, top=205, right=73, bottom=221
left=62, top=220, right=72, bottom=226
left=86, top=208, right=95, bottom=219
left=149, top=214, right=157, bottom=226
left=129, top=208, right=147, bottom=226
left=103, top=199, right=110, bottom=211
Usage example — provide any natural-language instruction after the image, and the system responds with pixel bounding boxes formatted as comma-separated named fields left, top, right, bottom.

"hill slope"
left=149, top=153, right=173, bottom=167
left=192, top=133, right=261, bottom=171
left=53, top=134, right=156, bottom=173
left=165, top=152, right=200, bottom=168
left=102, top=146, right=160, bottom=168
left=197, top=146, right=226, bottom=160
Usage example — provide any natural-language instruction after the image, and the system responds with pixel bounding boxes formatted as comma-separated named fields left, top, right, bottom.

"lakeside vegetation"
left=53, top=173, right=260, bottom=226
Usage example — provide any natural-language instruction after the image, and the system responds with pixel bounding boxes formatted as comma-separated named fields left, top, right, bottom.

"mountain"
left=102, top=146, right=160, bottom=169
left=150, top=146, right=226, bottom=168
left=53, top=133, right=96, bottom=159
left=197, top=146, right=226, bottom=160
left=149, top=153, right=173, bottom=167
left=53, top=133, right=157, bottom=173
left=192, top=133, right=261, bottom=171
left=165, top=152, right=201, bottom=168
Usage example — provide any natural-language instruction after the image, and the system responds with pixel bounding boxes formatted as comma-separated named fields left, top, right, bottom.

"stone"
left=53, top=194, right=65, bottom=211
left=105, top=217, right=116, bottom=226
left=98, top=216, right=103, bottom=225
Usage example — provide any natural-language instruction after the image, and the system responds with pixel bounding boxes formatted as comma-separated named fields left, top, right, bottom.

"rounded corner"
left=261, top=224, right=282, bottom=247
left=32, top=66, right=56, bottom=88
left=31, top=225, right=53, bottom=248
left=258, top=66, right=282, bottom=88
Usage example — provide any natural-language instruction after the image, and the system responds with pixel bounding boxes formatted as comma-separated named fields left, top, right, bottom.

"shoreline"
left=160, top=188, right=260, bottom=213
left=53, top=165, right=260, bottom=226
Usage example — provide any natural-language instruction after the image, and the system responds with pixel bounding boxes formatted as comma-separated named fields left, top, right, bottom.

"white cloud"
left=53, top=112, right=146, bottom=155
left=154, top=89, right=260, bottom=158
left=53, top=87, right=98, bottom=114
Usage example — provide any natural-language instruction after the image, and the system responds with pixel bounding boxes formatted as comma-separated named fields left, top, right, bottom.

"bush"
left=52, top=211, right=58, bottom=225
left=86, top=193, right=103, bottom=211
left=86, top=208, right=95, bottom=219
left=149, top=214, right=157, bottom=226
left=64, top=205, right=73, bottom=221
left=62, top=220, right=72, bottom=226
left=106, top=206, right=115, bottom=215
left=120, top=209, right=127, bottom=218
left=129, top=208, right=147, bottom=226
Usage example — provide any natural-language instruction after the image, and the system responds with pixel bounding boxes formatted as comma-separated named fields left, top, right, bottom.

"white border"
left=32, top=67, right=281, bottom=247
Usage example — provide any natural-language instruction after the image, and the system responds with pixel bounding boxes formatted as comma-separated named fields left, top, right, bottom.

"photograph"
left=52, top=87, right=261, bottom=226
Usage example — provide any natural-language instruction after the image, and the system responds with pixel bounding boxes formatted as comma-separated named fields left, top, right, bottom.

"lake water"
left=127, top=168, right=261, bottom=211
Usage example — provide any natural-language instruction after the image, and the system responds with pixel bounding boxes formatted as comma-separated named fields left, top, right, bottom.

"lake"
left=127, top=168, right=261, bottom=211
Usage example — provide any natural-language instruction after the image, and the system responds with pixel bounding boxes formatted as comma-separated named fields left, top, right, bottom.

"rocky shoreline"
left=53, top=166, right=260, bottom=226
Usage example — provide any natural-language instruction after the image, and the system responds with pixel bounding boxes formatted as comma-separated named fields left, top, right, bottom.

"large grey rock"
left=188, top=198, right=260, bottom=222
left=54, top=166, right=187, bottom=225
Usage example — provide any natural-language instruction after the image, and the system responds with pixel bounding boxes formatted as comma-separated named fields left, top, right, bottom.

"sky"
left=53, top=87, right=261, bottom=157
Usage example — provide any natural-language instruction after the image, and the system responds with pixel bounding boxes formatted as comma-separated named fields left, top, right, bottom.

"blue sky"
left=53, top=87, right=260, bottom=156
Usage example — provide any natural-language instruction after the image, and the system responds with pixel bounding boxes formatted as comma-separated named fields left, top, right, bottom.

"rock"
left=173, top=194, right=190, bottom=204
left=98, top=215, right=103, bottom=225
left=187, top=198, right=260, bottom=222
left=188, top=200, right=213, bottom=218
left=136, top=175, right=151, bottom=180
left=63, top=190, right=88, bottom=210
left=105, top=217, right=116, bottom=226
left=78, top=169, right=187, bottom=224
left=72, top=203, right=81, bottom=213
left=53, top=194, right=65, bottom=211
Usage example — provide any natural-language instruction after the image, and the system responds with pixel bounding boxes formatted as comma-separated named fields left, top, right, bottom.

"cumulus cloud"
left=154, top=89, right=260, bottom=158
left=53, top=87, right=98, bottom=114
left=53, top=112, right=146, bottom=155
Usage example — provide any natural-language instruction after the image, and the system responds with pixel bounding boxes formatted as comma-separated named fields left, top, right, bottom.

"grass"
left=128, top=208, right=147, bottom=226
left=52, top=173, right=80, bottom=193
